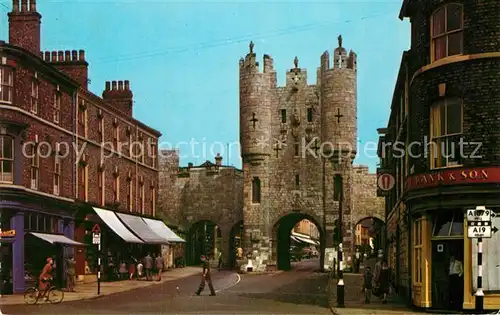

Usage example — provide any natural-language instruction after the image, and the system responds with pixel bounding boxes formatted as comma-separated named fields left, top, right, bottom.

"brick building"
left=0, top=0, right=176, bottom=294
left=379, top=0, right=500, bottom=311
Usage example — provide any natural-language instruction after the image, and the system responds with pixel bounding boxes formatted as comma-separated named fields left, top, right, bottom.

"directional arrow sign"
left=493, top=226, right=499, bottom=234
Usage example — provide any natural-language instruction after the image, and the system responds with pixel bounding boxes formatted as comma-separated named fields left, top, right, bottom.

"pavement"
left=0, top=267, right=201, bottom=306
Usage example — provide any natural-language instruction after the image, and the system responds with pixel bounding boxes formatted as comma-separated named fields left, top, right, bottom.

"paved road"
left=1, top=259, right=331, bottom=314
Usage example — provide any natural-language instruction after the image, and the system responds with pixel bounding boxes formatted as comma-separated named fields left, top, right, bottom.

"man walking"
left=195, top=255, right=216, bottom=296
left=144, top=253, right=153, bottom=281
left=217, top=251, right=223, bottom=271
left=155, top=254, right=164, bottom=281
left=354, top=248, right=361, bottom=273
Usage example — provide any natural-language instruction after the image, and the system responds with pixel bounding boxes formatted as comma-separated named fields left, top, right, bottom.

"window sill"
left=0, top=100, right=13, bottom=105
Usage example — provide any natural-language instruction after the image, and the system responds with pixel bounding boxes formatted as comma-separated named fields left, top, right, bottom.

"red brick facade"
left=0, top=0, right=160, bottom=215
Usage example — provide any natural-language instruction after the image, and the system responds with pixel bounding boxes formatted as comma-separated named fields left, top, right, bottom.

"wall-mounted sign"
left=405, top=166, right=500, bottom=191
left=376, top=168, right=394, bottom=196
left=0, top=229, right=16, bottom=237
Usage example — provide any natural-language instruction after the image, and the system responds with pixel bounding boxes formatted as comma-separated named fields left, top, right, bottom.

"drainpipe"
left=73, top=91, right=78, bottom=207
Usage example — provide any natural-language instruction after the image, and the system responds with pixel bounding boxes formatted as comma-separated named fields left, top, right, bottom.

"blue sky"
left=0, top=0, right=409, bottom=172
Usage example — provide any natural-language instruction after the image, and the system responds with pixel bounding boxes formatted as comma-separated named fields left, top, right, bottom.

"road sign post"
left=466, top=206, right=496, bottom=313
left=92, top=224, right=101, bottom=295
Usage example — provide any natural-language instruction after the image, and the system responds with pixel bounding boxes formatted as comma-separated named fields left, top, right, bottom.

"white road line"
left=215, top=273, right=241, bottom=293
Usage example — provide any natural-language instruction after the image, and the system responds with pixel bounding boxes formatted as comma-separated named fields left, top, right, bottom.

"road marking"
left=215, top=273, right=241, bottom=293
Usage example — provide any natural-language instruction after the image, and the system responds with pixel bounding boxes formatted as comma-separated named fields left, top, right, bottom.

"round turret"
left=320, top=35, right=357, bottom=161
left=239, top=42, right=274, bottom=163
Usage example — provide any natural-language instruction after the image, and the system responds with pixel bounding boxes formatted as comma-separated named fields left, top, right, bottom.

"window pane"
left=448, top=135, right=463, bottom=165
left=446, top=100, right=462, bottom=134
left=433, top=211, right=454, bottom=236
left=434, top=37, right=447, bottom=61
left=440, top=104, right=446, bottom=135
left=447, top=4, right=462, bottom=31
left=1, top=137, right=13, bottom=158
left=432, top=7, right=446, bottom=36
left=448, top=32, right=463, bottom=56
left=450, top=211, right=464, bottom=236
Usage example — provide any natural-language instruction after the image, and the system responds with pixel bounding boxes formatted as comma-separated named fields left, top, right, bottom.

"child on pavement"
left=363, top=266, right=373, bottom=304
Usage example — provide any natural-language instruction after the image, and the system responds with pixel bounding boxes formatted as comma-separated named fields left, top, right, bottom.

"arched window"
left=0, top=135, right=14, bottom=183
left=431, top=3, right=463, bottom=62
left=430, top=98, right=463, bottom=168
left=252, top=177, right=261, bottom=203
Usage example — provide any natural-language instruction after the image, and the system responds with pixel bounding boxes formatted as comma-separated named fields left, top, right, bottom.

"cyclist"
left=39, top=257, right=54, bottom=300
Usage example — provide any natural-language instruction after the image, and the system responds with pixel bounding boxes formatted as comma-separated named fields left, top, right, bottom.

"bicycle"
left=24, top=279, right=64, bottom=305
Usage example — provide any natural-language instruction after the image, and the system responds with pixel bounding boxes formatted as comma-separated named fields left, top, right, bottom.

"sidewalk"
left=327, top=268, right=422, bottom=315
left=0, top=267, right=200, bottom=306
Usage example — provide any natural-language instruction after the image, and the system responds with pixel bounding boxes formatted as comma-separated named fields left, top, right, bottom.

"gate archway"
left=354, top=216, right=385, bottom=258
left=272, top=213, right=323, bottom=271
left=186, top=220, right=220, bottom=265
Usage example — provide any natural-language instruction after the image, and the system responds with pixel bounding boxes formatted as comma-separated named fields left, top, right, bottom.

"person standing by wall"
left=155, top=254, right=164, bottom=281
left=66, top=255, right=76, bottom=292
left=195, top=255, right=216, bottom=296
left=144, top=253, right=153, bottom=281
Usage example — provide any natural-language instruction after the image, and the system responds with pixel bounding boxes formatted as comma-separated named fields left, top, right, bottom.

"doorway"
left=0, top=243, right=13, bottom=294
left=431, top=239, right=464, bottom=310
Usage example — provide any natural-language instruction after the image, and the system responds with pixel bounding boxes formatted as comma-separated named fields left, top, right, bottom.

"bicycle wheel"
left=47, top=287, right=64, bottom=304
left=24, top=287, right=39, bottom=305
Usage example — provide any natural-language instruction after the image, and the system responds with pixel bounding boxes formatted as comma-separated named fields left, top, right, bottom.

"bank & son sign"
left=405, top=166, right=500, bottom=191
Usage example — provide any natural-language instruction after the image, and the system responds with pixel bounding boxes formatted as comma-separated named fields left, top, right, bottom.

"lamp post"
left=331, top=148, right=350, bottom=308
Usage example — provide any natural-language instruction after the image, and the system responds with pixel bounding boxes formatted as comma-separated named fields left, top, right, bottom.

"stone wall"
left=351, top=165, right=385, bottom=226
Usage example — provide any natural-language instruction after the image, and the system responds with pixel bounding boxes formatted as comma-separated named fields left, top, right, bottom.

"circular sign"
left=378, top=173, right=395, bottom=191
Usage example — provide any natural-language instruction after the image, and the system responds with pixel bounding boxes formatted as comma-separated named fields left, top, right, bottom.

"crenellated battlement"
left=41, top=50, right=87, bottom=64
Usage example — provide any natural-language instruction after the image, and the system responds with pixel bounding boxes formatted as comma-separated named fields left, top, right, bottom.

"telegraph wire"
left=94, top=10, right=393, bottom=64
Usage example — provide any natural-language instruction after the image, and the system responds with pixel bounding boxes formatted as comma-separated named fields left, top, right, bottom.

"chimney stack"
left=9, top=0, right=42, bottom=55
left=102, top=80, right=134, bottom=117
left=215, top=153, right=222, bottom=166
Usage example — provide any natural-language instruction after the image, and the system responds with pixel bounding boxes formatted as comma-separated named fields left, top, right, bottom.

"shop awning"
left=115, top=213, right=169, bottom=244
left=291, top=232, right=319, bottom=246
left=93, top=207, right=144, bottom=243
left=30, top=232, right=86, bottom=246
left=143, top=218, right=185, bottom=243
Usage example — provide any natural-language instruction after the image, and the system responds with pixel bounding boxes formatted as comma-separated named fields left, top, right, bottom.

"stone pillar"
left=11, top=212, right=24, bottom=293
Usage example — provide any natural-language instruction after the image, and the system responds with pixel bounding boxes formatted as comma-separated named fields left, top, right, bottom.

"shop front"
left=0, top=197, right=81, bottom=294
left=74, top=206, right=177, bottom=281
left=404, top=166, right=500, bottom=311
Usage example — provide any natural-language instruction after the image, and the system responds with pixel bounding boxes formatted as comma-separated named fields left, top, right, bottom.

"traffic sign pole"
left=92, top=224, right=101, bottom=295
left=476, top=237, right=484, bottom=312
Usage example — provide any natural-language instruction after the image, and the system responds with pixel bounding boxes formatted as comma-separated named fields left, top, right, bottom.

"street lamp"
left=330, top=147, right=351, bottom=308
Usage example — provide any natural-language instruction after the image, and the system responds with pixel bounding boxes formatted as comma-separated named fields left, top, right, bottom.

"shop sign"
left=376, top=168, right=394, bottom=196
left=405, top=166, right=500, bottom=191
left=0, top=229, right=16, bottom=237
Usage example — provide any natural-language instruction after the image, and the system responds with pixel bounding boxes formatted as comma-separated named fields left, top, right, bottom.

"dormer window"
left=431, top=3, right=463, bottom=62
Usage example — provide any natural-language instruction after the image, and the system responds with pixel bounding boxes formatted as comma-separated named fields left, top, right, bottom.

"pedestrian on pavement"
left=137, top=260, right=144, bottom=280
left=128, top=259, right=136, bottom=280
left=155, top=254, right=164, bottom=281
left=363, top=266, right=373, bottom=304
left=378, top=260, right=390, bottom=304
left=119, top=261, right=127, bottom=280
left=354, top=248, right=361, bottom=273
left=217, top=251, right=223, bottom=271
left=195, top=255, right=216, bottom=296
left=66, top=255, right=76, bottom=292
left=144, top=253, right=153, bottom=281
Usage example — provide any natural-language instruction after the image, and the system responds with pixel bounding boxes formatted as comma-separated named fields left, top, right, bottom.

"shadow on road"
left=239, top=273, right=330, bottom=308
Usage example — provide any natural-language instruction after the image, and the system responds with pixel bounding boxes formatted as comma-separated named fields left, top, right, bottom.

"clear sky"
left=0, top=0, right=410, bottom=172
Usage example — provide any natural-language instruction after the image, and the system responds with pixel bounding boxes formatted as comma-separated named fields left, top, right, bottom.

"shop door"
left=0, top=243, right=13, bottom=294
left=431, top=240, right=464, bottom=310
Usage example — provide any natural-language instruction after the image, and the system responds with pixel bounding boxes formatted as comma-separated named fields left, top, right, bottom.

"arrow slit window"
left=429, top=98, right=463, bottom=169
left=252, top=177, right=261, bottom=204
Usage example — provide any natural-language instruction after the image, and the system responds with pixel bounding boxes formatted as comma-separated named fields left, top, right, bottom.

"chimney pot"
left=51, top=51, right=57, bottom=63
left=44, top=51, right=50, bottom=62
left=105, top=81, right=111, bottom=91
left=118, top=81, right=124, bottom=90
left=112, top=81, right=117, bottom=90
left=72, top=50, right=78, bottom=61
left=79, top=50, right=85, bottom=61
left=58, top=51, right=64, bottom=62
left=30, top=0, right=36, bottom=11
left=65, top=51, right=71, bottom=61
left=124, top=80, right=130, bottom=90
left=12, top=0, right=19, bottom=12
left=20, top=0, right=27, bottom=11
